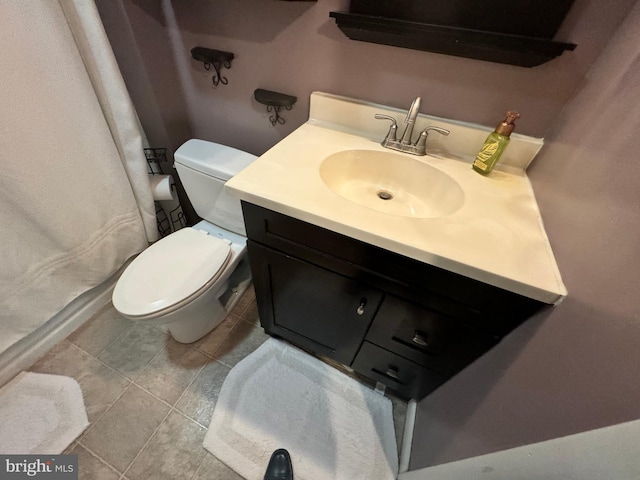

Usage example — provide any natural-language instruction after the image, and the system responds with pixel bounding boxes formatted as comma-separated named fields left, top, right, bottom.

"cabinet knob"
left=356, top=299, right=366, bottom=315
left=412, top=331, right=429, bottom=347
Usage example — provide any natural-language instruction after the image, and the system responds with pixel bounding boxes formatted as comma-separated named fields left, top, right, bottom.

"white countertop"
left=226, top=92, right=567, bottom=304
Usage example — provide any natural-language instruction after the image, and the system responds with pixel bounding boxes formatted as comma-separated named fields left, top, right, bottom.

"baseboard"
left=399, top=399, right=417, bottom=473
left=0, top=275, right=118, bottom=387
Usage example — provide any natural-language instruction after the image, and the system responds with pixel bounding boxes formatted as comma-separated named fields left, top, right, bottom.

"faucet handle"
left=374, top=114, right=398, bottom=143
left=414, top=126, right=450, bottom=154
left=420, top=126, right=450, bottom=137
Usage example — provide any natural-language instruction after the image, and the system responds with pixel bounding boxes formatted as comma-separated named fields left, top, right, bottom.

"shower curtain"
left=0, top=1, right=157, bottom=353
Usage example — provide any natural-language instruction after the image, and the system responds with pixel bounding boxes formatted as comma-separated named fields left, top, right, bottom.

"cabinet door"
left=248, top=241, right=383, bottom=365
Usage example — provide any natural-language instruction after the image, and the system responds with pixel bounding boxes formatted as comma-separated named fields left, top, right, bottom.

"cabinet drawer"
left=367, top=295, right=498, bottom=376
left=352, top=342, right=446, bottom=400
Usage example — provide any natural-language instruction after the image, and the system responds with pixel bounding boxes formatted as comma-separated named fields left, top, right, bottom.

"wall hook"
left=254, top=89, right=297, bottom=126
left=190, top=47, right=234, bottom=87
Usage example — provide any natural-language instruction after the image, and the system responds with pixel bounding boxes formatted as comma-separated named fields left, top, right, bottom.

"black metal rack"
left=254, top=89, right=297, bottom=126
left=144, top=147, right=186, bottom=237
left=191, top=47, right=234, bottom=86
left=144, top=147, right=167, bottom=175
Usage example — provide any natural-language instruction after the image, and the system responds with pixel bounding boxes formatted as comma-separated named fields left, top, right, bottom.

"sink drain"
left=377, top=190, right=393, bottom=200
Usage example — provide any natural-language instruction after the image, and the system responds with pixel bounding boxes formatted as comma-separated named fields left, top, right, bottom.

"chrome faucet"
left=375, top=97, right=450, bottom=156
left=400, top=96, right=421, bottom=144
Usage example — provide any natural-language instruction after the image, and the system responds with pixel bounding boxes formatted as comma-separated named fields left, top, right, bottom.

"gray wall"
left=97, top=0, right=640, bottom=470
left=402, top=419, right=640, bottom=479
left=98, top=0, right=633, bottom=155
left=410, top=0, right=640, bottom=468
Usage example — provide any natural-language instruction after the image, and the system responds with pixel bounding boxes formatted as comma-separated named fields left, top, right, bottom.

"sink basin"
left=319, top=149, right=464, bottom=218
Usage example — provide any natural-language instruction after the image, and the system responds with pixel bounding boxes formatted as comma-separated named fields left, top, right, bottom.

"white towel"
left=204, top=338, right=398, bottom=480
left=0, top=372, right=89, bottom=454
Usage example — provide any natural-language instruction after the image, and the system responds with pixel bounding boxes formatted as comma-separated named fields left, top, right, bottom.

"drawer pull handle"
left=385, top=367, right=400, bottom=380
left=356, top=299, right=366, bottom=315
left=373, top=366, right=406, bottom=385
left=412, top=332, right=429, bottom=347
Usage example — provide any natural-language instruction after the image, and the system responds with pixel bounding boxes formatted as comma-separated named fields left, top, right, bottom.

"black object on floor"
left=264, top=448, right=294, bottom=480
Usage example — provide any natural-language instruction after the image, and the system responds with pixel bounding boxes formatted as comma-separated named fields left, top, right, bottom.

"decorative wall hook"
left=254, top=89, right=297, bottom=126
left=190, top=47, right=234, bottom=87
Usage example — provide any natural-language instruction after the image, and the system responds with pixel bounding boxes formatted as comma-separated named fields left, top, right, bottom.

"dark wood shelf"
left=329, top=12, right=576, bottom=67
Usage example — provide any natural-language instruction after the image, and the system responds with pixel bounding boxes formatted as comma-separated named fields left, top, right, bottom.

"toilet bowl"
left=112, top=139, right=256, bottom=343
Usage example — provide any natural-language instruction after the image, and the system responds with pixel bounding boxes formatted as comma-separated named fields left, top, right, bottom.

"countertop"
left=226, top=92, right=567, bottom=304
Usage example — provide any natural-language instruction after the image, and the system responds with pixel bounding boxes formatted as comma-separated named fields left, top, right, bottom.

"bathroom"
left=1, top=0, right=640, bottom=477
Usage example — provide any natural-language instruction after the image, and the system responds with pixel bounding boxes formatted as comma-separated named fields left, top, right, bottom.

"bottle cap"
left=495, top=111, right=520, bottom=136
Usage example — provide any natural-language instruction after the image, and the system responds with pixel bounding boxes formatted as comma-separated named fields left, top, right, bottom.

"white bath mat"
left=0, top=372, right=89, bottom=453
left=203, top=338, right=398, bottom=480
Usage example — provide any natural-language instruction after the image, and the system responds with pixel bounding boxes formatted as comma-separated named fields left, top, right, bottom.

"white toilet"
left=112, top=139, right=257, bottom=343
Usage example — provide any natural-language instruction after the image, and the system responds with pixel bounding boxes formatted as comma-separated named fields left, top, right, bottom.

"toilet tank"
left=174, top=139, right=256, bottom=235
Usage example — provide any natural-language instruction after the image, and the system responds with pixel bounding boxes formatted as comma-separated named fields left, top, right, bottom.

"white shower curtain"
left=0, top=1, right=157, bottom=353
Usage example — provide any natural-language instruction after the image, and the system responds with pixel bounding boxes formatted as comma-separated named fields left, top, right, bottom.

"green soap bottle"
left=472, top=111, right=520, bottom=175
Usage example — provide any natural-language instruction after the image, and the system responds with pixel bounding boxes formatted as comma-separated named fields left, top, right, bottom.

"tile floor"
left=29, top=286, right=407, bottom=480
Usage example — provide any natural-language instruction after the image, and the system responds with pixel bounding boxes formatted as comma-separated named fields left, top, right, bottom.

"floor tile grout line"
left=120, top=407, right=174, bottom=479
left=129, top=339, right=173, bottom=386
left=64, top=337, right=155, bottom=387
left=67, top=314, right=137, bottom=362
left=63, top=340, right=129, bottom=382
left=170, top=405, right=210, bottom=429
left=74, top=438, right=128, bottom=478
left=68, top=308, right=249, bottom=381
left=72, top=325, right=172, bottom=386
left=164, top=360, right=207, bottom=408
left=192, top=315, right=243, bottom=361
left=116, top=395, right=222, bottom=478
left=37, top=292, right=400, bottom=480
left=72, top=319, right=238, bottom=430
left=68, top=299, right=256, bottom=369
left=94, top=322, right=163, bottom=365
left=101, top=328, right=171, bottom=384
left=193, top=342, right=224, bottom=361
left=54, top=300, right=258, bottom=479
left=55, top=340, right=135, bottom=435
left=238, top=315, right=262, bottom=328
left=68, top=315, right=402, bottom=431
left=77, top=380, right=135, bottom=443
left=77, top=380, right=201, bottom=476
left=181, top=408, right=211, bottom=431
left=201, top=316, right=266, bottom=369
left=126, top=354, right=229, bottom=428
left=237, top=300, right=259, bottom=324
left=164, top=358, right=231, bottom=428
left=132, top=365, right=206, bottom=412
left=121, top=400, right=213, bottom=477
left=191, top=453, right=209, bottom=480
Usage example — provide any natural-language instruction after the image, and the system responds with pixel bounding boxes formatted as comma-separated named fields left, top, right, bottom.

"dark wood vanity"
left=242, top=202, right=546, bottom=400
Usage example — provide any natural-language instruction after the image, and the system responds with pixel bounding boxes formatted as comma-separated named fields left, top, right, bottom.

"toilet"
left=112, top=139, right=257, bottom=343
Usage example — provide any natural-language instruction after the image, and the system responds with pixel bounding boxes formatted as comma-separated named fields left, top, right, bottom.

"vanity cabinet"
left=243, top=202, right=545, bottom=400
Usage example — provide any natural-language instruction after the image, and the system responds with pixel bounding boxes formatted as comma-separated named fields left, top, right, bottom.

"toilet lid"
left=113, top=228, right=232, bottom=317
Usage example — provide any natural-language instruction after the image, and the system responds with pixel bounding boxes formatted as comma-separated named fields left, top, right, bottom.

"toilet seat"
left=113, top=228, right=232, bottom=318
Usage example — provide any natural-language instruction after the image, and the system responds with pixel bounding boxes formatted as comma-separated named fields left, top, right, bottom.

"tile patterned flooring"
left=29, top=286, right=407, bottom=479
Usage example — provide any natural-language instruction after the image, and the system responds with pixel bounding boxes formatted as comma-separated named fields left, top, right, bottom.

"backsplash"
left=309, top=92, right=544, bottom=171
